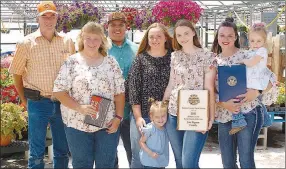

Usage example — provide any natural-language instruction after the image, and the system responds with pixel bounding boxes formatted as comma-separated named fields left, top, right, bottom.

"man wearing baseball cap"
left=107, top=12, right=138, bottom=168
left=9, top=1, right=75, bottom=168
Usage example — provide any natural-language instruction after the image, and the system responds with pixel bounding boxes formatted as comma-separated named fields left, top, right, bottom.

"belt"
left=41, top=95, right=60, bottom=102
left=41, top=95, right=52, bottom=99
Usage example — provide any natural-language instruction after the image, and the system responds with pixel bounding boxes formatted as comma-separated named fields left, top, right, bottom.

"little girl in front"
left=230, top=22, right=273, bottom=134
left=139, top=98, right=169, bottom=169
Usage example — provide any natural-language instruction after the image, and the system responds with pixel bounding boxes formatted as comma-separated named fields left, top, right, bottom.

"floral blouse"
left=168, top=49, right=215, bottom=116
left=53, top=53, right=125, bottom=132
left=214, top=49, right=278, bottom=123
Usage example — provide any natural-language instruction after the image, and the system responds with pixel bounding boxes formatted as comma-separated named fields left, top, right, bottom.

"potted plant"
left=0, top=103, right=28, bottom=146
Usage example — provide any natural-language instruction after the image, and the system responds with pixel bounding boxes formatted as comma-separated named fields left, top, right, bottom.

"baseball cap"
left=37, top=1, right=58, bottom=16
left=107, top=12, right=127, bottom=24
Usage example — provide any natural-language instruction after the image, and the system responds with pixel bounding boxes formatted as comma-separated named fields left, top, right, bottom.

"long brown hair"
left=211, top=17, right=240, bottom=54
left=137, top=23, right=173, bottom=56
left=172, top=19, right=202, bottom=50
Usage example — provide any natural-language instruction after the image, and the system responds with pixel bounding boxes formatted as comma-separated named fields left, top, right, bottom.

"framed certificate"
left=218, top=65, right=246, bottom=102
left=177, top=90, right=209, bottom=131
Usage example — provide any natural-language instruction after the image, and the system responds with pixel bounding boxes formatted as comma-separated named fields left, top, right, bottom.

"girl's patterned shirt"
left=168, top=48, right=215, bottom=116
left=53, top=53, right=125, bottom=132
left=214, top=49, right=278, bottom=123
left=127, top=51, right=171, bottom=118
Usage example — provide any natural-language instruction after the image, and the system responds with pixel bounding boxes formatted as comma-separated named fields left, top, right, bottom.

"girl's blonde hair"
left=137, top=23, right=173, bottom=56
left=77, top=22, right=108, bottom=56
left=148, top=98, right=169, bottom=117
left=249, top=22, right=268, bottom=41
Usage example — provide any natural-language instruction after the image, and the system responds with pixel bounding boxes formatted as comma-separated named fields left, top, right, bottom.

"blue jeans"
left=65, top=126, right=120, bottom=168
left=165, top=114, right=208, bottom=168
left=27, top=98, right=69, bottom=169
left=130, top=115, right=151, bottom=168
left=218, top=106, right=263, bottom=168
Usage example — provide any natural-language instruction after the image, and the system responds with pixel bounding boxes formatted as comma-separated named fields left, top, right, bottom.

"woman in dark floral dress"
left=127, top=23, right=173, bottom=168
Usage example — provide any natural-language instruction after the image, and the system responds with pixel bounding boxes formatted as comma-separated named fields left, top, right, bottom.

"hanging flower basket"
left=121, top=7, right=138, bottom=30
left=134, top=7, right=156, bottom=30
left=55, top=2, right=104, bottom=33
left=152, top=0, right=203, bottom=27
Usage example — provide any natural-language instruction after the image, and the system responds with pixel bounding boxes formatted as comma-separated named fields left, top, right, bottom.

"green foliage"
left=276, top=82, right=286, bottom=105
left=1, top=103, right=28, bottom=139
left=1, top=68, right=14, bottom=88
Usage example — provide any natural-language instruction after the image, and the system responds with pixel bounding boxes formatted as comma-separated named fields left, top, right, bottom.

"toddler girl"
left=139, top=98, right=169, bottom=168
left=230, top=23, right=272, bottom=135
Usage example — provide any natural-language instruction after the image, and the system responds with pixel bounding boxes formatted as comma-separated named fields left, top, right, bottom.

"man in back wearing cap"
left=9, top=1, right=75, bottom=168
left=107, top=12, right=138, bottom=168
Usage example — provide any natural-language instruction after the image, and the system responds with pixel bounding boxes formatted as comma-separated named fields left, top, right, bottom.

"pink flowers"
left=152, top=0, right=203, bottom=27
left=0, top=56, right=19, bottom=104
left=1, top=56, right=13, bottom=68
left=121, top=7, right=138, bottom=30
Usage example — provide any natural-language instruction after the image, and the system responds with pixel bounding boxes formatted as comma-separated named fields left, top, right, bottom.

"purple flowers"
left=55, top=0, right=202, bottom=32
left=55, top=2, right=104, bottom=33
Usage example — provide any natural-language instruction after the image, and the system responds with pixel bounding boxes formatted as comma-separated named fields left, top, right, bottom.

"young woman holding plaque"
left=53, top=22, right=125, bottom=168
left=211, top=17, right=278, bottom=168
left=163, top=19, right=216, bottom=168
left=127, top=23, right=173, bottom=168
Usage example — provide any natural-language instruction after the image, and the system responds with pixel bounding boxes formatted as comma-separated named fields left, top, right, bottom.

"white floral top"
left=168, top=49, right=215, bottom=116
left=53, top=53, right=125, bottom=132
left=246, top=47, right=270, bottom=90
left=214, top=49, right=278, bottom=123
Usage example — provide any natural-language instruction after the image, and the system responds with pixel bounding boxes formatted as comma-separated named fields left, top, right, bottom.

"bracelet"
left=115, top=115, right=123, bottom=121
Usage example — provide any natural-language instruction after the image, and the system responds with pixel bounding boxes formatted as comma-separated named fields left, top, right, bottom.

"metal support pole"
left=214, top=12, right=217, bottom=33
left=205, top=15, right=208, bottom=48
left=250, top=6, right=253, bottom=26
left=200, top=17, right=204, bottom=46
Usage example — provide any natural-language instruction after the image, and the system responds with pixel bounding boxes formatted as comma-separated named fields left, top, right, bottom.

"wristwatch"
left=115, top=115, right=123, bottom=121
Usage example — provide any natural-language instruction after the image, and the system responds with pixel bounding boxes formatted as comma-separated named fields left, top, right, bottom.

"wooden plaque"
left=177, top=90, right=209, bottom=131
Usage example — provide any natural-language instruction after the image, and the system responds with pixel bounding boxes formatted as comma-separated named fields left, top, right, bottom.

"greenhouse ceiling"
left=0, top=0, right=285, bottom=25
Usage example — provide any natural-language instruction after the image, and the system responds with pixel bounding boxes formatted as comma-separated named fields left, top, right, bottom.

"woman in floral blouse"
left=127, top=23, right=173, bottom=168
left=53, top=22, right=125, bottom=168
left=211, top=17, right=278, bottom=168
left=163, top=19, right=216, bottom=168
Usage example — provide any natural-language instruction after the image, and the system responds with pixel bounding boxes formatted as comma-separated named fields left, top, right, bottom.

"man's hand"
left=20, top=98, right=27, bottom=108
